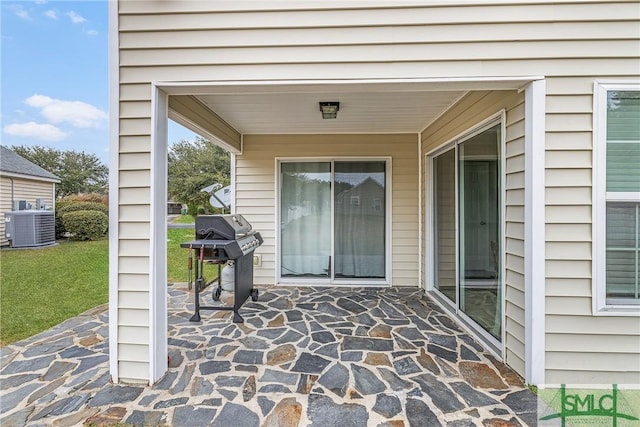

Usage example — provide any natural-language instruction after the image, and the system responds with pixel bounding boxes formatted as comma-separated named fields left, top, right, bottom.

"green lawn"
left=0, top=225, right=202, bottom=346
left=167, top=227, right=195, bottom=283
left=0, top=240, right=109, bottom=346
left=168, top=227, right=221, bottom=286
left=172, top=214, right=196, bottom=224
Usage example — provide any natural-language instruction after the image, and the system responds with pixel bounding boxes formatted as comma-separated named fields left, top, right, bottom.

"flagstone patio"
left=0, top=285, right=538, bottom=426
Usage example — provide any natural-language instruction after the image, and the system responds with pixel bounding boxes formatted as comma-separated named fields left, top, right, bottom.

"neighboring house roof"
left=0, top=146, right=61, bottom=182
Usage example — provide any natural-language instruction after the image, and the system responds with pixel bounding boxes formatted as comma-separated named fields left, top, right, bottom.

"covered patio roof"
left=162, top=78, right=537, bottom=152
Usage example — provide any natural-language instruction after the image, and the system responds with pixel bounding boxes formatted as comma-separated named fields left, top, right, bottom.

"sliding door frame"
left=425, top=112, right=506, bottom=357
left=276, top=156, right=392, bottom=286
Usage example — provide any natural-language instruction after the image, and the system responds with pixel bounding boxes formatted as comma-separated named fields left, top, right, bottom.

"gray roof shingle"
left=0, top=146, right=61, bottom=181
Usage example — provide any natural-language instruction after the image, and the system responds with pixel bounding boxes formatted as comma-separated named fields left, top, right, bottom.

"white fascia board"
left=0, top=171, right=60, bottom=184
left=168, top=109, right=242, bottom=155
left=156, top=76, right=544, bottom=96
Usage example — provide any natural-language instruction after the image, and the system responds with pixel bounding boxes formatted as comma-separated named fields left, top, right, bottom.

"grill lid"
left=195, top=214, right=253, bottom=240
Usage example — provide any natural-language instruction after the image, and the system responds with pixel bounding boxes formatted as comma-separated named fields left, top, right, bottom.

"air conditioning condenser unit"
left=4, top=211, right=56, bottom=248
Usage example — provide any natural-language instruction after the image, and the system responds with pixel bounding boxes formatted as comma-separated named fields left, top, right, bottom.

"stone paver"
left=0, top=285, right=538, bottom=426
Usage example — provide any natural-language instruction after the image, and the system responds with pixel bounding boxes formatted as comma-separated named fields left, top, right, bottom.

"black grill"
left=181, top=214, right=263, bottom=323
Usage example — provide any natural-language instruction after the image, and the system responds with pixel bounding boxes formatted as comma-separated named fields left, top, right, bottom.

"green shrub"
left=64, top=193, right=108, bottom=204
left=187, top=202, right=199, bottom=216
left=62, top=210, right=108, bottom=241
left=54, top=214, right=67, bottom=239
left=57, top=202, right=108, bottom=215
left=55, top=201, right=109, bottom=238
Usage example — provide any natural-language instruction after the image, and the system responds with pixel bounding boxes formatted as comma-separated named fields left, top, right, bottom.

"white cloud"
left=11, top=5, right=32, bottom=20
left=25, top=94, right=107, bottom=128
left=35, top=0, right=48, bottom=4
left=86, top=29, right=98, bottom=36
left=44, top=9, right=57, bottom=19
left=66, top=10, right=86, bottom=24
left=3, top=122, right=68, bottom=141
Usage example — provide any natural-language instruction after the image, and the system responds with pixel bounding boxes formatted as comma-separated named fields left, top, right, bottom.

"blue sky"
left=1, top=0, right=195, bottom=163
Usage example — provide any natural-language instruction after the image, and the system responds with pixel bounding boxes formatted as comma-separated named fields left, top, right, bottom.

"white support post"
left=149, top=86, right=169, bottom=384
left=107, top=0, right=119, bottom=383
left=524, top=79, right=546, bottom=387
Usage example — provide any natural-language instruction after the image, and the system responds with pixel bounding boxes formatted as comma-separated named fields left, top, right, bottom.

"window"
left=594, top=82, right=640, bottom=313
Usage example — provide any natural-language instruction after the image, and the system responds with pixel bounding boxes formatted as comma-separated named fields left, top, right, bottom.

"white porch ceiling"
left=195, top=90, right=465, bottom=134
left=163, top=78, right=537, bottom=137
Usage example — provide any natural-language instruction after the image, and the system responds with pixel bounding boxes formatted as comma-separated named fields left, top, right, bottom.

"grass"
left=167, top=227, right=221, bottom=285
left=172, top=214, right=196, bottom=224
left=167, top=227, right=195, bottom=283
left=0, top=240, right=109, bottom=346
left=0, top=221, right=216, bottom=346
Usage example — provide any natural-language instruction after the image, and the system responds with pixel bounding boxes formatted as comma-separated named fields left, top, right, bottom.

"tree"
left=11, top=145, right=108, bottom=197
left=168, top=137, right=230, bottom=215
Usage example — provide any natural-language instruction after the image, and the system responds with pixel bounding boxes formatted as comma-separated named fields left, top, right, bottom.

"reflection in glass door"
left=459, top=125, right=501, bottom=340
left=280, top=160, right=387, bottom=282
left=432, top=122, right=502, bottom=342
left=334, top=162, right=386, bottom=279
left=433, top=149, right=457, bottom=302
left=280, top=162, right=331, bottom=278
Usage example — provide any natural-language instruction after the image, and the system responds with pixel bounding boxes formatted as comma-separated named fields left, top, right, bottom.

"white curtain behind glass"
left=334, top=162, right=385, bottom=278
left=280, top=162, right=331, bottom=277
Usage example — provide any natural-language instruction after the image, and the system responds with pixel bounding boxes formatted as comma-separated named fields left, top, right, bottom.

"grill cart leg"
left=232, top=311, right=244, bottom=323
left=211, top=261, right=223, bottom=301
left=190, top=277, right=203, bottom=322
left=189, top=246, right=205, bottom=322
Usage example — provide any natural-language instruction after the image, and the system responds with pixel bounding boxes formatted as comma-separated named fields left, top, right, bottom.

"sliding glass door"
left=431, top=122, right=502, bottom=342
left=334, top=162, right=386, bottom=278
left=280, top=162, right=331, bottom=277
left=280, top=160, right=387, bottom=283
left=433, top=149, right=457, bottom=303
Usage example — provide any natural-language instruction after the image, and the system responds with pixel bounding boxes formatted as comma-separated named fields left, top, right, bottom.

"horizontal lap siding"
left=115, top=98, right=153, bottom=380
left=118, top=2, right=640, bottom=84
left=237, top=134, right=418, bottom=286
left=504, top=100, right=526, bottom=378
left=421, top=90, right=527, bottom=378
left=545, top=76, right=640, bottom=385
left=117, top=0, right=640, bottom=383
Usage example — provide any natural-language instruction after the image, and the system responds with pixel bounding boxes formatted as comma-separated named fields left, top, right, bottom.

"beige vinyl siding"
left=237, top=134, right=418, bottom=287
left=115, top=106, right=153, bottom=380
left=115, top=0, right=639, bottom=383
left=118, top=1, right=640, bottom=85
left=544, top=77, right=640, bottom=385
left=0, top=177, right=55, bottom=246
left=421, top=90, right=526, bottom=377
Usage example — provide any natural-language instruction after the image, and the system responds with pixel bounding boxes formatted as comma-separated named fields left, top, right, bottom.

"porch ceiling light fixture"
left=319, top=101, right=340, bottom=119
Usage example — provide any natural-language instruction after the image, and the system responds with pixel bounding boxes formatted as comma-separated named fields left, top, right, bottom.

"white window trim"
left=275, top=156, right=392, bottom=287
left=592, top=80, right=640, bottom=316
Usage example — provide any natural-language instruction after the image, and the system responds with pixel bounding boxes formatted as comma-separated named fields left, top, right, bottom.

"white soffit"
left=162, top=79, right=535, bottom=134
left=196, top=90, right=464, bottom=134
